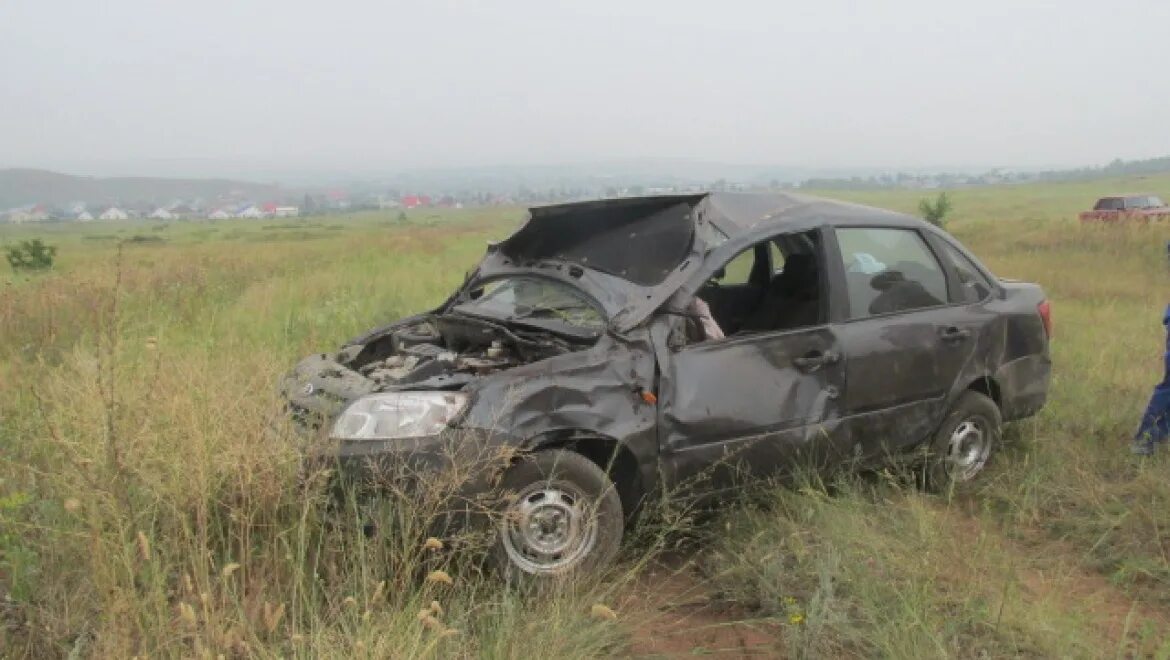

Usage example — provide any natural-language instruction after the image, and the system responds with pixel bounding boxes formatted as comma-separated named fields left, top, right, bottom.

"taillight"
left=1038, top=300, right=1052, bottom=338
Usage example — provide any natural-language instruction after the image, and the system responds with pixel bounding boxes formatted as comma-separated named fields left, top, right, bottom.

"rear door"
left=829, top=227, right=982, bottom=461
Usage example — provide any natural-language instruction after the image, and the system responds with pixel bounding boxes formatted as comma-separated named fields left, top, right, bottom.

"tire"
left=925, top=391, right=1002, bottom=492
left=493, top=450, right=623, bottom=580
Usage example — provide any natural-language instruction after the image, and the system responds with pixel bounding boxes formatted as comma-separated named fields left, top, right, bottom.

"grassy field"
left=2, top=175, right=1170, bottom=658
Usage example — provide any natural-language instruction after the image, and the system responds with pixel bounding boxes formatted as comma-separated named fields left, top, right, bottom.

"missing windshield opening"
left=500, top=199, right=695, bottom=285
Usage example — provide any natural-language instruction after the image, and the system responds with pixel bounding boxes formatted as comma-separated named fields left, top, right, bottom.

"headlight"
left=331, top=392, right=468, bottom=440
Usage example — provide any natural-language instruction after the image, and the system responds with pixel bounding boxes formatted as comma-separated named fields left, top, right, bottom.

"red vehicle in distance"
left=1079, top=194, right=1170, bottom=223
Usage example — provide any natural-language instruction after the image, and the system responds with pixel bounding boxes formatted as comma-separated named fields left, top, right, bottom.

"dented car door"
left=657, top=326, right=846, bottom=490
left=829, top=226, right=981, bottom=461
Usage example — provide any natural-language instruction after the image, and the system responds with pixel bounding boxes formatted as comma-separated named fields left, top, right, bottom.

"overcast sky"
left=2, top=0, right=1168, bottom=177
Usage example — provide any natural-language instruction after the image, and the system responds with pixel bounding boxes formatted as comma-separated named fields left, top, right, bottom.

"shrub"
left=918, top=192, right=953, bottom=227
left=125, top=235, right=166, bottom=244
left=5, top=238, right=57, bottom=272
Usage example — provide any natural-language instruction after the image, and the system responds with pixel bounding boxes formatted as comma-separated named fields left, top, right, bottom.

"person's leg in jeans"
left=1133, top=304, right=1170, bottom=455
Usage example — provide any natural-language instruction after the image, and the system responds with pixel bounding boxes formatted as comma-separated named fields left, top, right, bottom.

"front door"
left=659, top=325, right=846, bottom=490
left=657, top=227, right=846, bottom=491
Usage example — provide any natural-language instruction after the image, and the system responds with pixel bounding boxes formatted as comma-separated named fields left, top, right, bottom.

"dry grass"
left=3, top=179, right=1170, bottom=657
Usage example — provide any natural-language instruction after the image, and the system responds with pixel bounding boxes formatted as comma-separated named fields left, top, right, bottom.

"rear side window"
left=1125, top=196, right=1164, bottom=209
left=940, top=242, right=993, bottom=303
left=1095, top=198, right=1123, bottom=211
left=835, top=228, right=948, bottom=319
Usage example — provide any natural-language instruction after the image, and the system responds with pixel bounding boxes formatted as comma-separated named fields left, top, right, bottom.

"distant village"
left=0, top=191, right=464, bottom=224
left=0, top=171, right=1090, bottom=225
left=0, top=185, right=738, bottom=225
left=3, top=155, right=1165, bottom=224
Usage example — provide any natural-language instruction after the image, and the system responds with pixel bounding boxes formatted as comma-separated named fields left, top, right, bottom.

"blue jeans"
left=1134, top=304, right=1170, bottom=454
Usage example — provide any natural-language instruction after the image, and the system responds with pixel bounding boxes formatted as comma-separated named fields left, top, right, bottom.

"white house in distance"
left=4, top=210, right=35, bottom=224
left=99, top=207, right=129, bottom=221
left=149, top=208, right=174, bottom=220
left=207, top=208, right=232, bottom=220
left=76, top=210, right=94, bottom=221
left=236, top=205, right=263, bottom=219
left=273, top=206, right=300, bottom=218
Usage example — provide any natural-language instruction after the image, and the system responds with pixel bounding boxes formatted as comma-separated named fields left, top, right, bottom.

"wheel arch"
left=964, top=374, right=1001, bottom=409
left=526, top=430, right=647, bottom=522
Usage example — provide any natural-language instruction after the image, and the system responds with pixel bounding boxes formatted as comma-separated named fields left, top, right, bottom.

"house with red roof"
left=401, top=195, right=431, bottom=209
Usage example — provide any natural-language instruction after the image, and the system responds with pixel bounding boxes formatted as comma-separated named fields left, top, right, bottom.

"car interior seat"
left=739, top=253, right=820, bottom=332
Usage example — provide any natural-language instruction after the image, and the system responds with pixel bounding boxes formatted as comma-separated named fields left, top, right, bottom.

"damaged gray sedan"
left=281, top=192, right=1052, bottom=577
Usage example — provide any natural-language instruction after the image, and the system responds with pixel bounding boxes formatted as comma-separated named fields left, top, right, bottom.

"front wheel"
left=925, top=391, right=1002, bottom=492
left=493, top=450, right=623, bottom=580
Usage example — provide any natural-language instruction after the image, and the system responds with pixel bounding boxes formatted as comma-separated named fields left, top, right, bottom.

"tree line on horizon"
left=800, top=154, right=1170, bottom=191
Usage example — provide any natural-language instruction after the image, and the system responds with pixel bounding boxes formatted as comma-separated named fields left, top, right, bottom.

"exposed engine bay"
left=347, top=314, right=586, bottom=389
left=281, top=312, right=594, bottom=427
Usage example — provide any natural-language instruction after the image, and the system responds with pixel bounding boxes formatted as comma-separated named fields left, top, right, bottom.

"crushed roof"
left=529, top=191, right=921, bottom=237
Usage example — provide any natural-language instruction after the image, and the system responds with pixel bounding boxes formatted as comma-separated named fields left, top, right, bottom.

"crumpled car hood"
left=282, top=353, right=377, bottom=423
left=280, top=312, right=591, bottom=429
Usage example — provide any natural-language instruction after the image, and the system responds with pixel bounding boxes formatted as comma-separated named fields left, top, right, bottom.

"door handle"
left=939, top=326, right=971, bottom=342
left=793, top=350, right=838, bottom=373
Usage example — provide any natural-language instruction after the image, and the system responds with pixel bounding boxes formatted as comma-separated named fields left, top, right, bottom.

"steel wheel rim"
left=946, top=418, right=990, bottom=482
left=500, top=480, right=598, bottom=575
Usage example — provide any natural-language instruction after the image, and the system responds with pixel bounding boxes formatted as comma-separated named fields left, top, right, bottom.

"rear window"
left=1094, top=198, right=1124, bottom=211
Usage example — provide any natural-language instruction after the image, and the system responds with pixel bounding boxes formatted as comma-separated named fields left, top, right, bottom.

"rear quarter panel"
left=987, top=283, right=1052, bottom=420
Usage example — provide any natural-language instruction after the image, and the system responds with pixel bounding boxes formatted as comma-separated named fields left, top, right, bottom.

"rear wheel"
left=926, top=391, right=1001, bottom=491
left=493, top=450, right=623, bottom=580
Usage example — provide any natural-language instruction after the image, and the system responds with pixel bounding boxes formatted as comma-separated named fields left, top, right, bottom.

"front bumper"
left=304, top=426, right=511, bottom=505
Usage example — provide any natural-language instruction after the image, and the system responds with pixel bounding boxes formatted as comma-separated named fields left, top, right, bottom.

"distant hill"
left=0, top=169, right=284, bottom=208
left=799, top=154, right=1170, bottom=191
left=1031, top=155, right=1170, bottom=182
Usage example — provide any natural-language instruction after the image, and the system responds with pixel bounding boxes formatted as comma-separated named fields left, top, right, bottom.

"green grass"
left=2, top=175, right=1170, bottom=657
